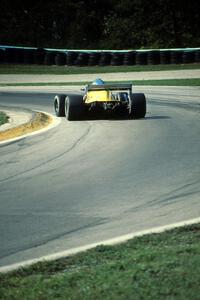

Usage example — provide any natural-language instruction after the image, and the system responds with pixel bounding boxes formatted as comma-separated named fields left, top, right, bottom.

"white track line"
left=0, top=111, right=61, bottom=146
left=0, top=217, right=199, bottom=273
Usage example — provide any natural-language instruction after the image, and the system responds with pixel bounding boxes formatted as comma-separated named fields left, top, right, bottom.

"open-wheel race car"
left=54, top=78, right=146, bottom=120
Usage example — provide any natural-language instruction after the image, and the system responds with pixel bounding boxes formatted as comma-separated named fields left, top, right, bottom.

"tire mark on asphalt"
left=0, top=216, right=108, bottom=260
left=121, top=178, right=200, bottom=214
left=0, top=122, right=92, bottom=184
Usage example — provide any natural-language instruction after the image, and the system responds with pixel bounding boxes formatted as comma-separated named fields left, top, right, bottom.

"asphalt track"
left=0, top=86, right=200, bottom=268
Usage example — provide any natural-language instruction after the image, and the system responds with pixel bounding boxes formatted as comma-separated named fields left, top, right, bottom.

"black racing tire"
left=129, top=93, right=146, bottom=119
left=54, top=94, right=66, bottom=117
left=65, top=95, right=85, bottom=121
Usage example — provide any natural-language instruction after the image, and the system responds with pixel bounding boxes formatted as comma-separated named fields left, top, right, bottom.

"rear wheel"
left=54, top=94, right=66, bottom=117
left=129, top=93, right=146, bottom=119
left=65, top=95, right=85, bottom=121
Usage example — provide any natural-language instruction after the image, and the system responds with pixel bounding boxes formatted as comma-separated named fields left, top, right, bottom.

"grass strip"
left=0, top=63, right=200, bottom=74
left=0, top=111, right=9, bottom=126
left=0, top=223, right=200, bottom=300
left=1, top=78, right=200, bottom=87
left=0, top=112, right=52, bottom=141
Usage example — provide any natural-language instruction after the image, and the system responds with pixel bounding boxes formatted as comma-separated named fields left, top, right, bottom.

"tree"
left=0, top=0, right=199, bottom=49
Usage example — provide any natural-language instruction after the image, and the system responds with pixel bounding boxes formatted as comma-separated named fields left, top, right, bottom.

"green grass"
left=0, top=111, right=9, bottom=126
left=1, top=224, right=200, bottom=300
left=0, top=63, right=200, bottom=74
left=1, top=78, right=200, bottom=87
left=131, top=78, right=200, bottom=86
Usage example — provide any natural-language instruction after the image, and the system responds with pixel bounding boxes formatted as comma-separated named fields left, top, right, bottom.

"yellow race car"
left=54, top=78, right=146, bottom=120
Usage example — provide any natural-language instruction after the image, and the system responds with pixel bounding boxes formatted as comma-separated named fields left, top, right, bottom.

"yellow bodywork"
left=84, top=90, right=113, bottom=104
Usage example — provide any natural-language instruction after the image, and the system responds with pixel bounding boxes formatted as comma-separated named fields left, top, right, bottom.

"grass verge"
left=0, top=111, right=9, bottom=126
left=0, top=63, right=200, bottom=74
left=1, top=78, right=200, bottom=87
left=0, top=223, right=200, bottom=300
left=0, top=112, right=52, bottom=142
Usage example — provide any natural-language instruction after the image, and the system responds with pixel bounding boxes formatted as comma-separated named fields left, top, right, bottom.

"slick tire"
left=65, top=95, right=85, bottom=121
left=54, top=94, right=66, bottom=117
left=129, top=93, right=146, bottom=119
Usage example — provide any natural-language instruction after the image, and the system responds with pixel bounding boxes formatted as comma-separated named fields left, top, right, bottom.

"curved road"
left=0, top=86, right=200, bottom=267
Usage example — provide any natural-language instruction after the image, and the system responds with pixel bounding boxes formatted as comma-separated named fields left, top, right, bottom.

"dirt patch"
left=0, top=112, right=53, bottom=142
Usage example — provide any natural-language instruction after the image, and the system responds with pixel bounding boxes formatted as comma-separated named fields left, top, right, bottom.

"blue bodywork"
left=92, top=78, right=105, bottom=85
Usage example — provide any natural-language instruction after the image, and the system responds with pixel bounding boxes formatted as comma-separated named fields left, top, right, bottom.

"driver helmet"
left=92, top=78, right=105, bottom=85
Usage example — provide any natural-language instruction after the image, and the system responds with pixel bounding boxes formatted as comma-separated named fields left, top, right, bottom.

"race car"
left=54, top=78, right=146, bottom=120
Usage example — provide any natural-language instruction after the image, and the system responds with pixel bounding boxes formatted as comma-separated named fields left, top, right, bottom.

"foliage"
left=0, top=0, right=199, bottom=49
left=0, top=112, right=9, bottom=126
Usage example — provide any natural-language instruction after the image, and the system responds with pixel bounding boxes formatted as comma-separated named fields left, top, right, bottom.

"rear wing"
left=87, top=84, right=132, bottom=91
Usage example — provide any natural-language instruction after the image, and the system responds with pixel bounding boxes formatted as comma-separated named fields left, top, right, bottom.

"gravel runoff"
left=0, top=69, right=200, bottom=83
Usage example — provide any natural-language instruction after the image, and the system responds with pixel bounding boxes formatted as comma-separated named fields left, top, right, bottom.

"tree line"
left=0, top=0, right=199, bottom=50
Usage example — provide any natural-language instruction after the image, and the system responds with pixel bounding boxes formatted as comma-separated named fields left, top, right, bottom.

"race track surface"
left=0, top=87, right=200, bottom=267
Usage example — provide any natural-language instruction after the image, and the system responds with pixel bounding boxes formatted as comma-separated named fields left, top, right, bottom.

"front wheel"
left=54, top=94, right=66, bottom=117
left=129, top=93, right=146, bottom=119
left=65, top=95, right=85, bottom=121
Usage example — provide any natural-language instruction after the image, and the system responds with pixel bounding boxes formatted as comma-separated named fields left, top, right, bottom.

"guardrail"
left=0, top=45, right=200, bottom=66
